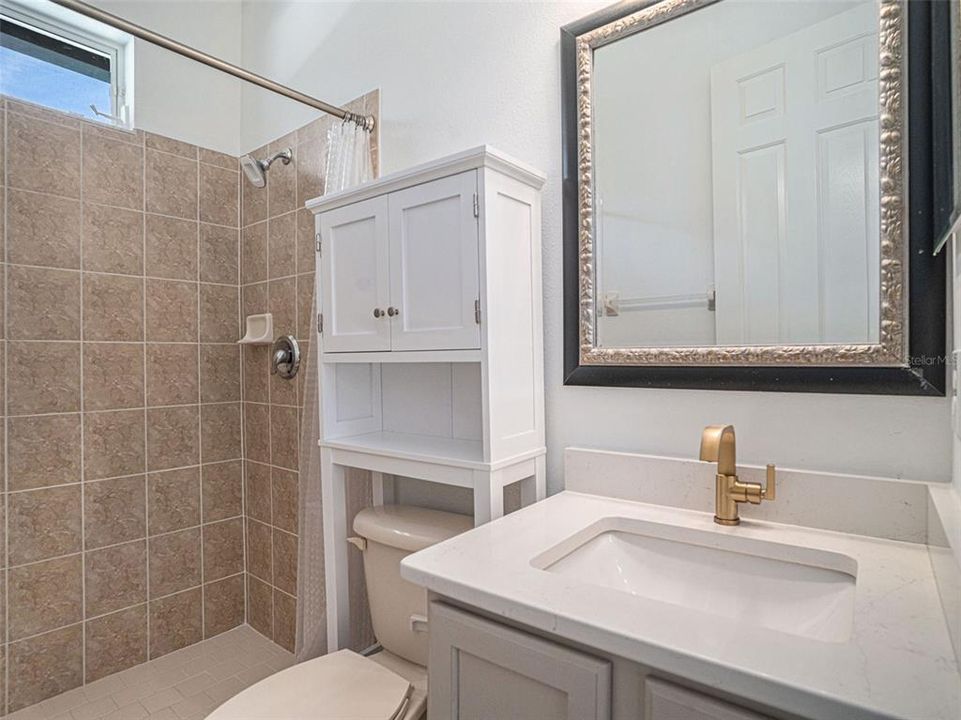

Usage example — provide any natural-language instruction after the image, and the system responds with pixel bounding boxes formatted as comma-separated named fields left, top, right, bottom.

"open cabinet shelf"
left=321, top=431, right=485, bottom=471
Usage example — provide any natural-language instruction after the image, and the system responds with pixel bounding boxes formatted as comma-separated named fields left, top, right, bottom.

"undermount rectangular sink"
left=532, top=517, right=858, bottom=643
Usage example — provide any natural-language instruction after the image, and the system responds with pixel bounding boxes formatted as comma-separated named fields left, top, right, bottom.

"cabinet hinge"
left=315, top=233, right=322, bottom=256
left=472, top=193, right=479, bottom=218
left=317, top=313, right=324, bottom=334
left=474, top=299, right=481, bottom=325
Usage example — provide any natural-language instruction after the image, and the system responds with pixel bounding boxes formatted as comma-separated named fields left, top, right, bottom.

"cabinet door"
left=387, top=171, right=480, bottom=351
left=319, top=196, right=390, bottom=352
left=646, top=678, right=775, bottom=720
left=429, top=602, right=611, bottom=720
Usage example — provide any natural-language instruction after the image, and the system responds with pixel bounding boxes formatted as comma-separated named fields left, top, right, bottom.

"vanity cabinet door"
left=387, top=171, right=480, bottom=351
left=645, top=678, right=775, bottom=720
left=319, top=195, right=391, bottom=352
left=428, top=602, right=611, bottom=720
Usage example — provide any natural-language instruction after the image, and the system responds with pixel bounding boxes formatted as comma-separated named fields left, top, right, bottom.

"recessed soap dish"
left=238, top=313, right=273, bottom=345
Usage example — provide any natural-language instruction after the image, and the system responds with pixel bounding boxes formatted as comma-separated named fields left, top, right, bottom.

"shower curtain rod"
left=48, top=0, right=375, bottom=131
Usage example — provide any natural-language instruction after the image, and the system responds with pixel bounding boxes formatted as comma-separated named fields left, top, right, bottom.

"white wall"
left=87, top=0, right=243, bottom=155
left=241, top=0, right=952, bottom=487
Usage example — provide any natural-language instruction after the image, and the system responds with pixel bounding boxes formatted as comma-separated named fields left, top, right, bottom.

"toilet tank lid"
left=353, top=505, right=473, bottom=552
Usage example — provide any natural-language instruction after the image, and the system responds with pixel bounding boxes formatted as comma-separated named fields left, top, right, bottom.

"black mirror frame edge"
left=561, top=0, right=952, bottom=396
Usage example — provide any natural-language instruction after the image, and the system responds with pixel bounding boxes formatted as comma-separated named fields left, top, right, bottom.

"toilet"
left=207, top=504, right=472, bottom=720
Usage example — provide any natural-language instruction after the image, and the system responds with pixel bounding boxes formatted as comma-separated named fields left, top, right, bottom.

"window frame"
left=0, top=0, right=130, bottom=126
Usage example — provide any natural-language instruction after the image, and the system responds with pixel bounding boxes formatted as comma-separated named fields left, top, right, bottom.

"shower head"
left=240, top=148, right=292, bottom=188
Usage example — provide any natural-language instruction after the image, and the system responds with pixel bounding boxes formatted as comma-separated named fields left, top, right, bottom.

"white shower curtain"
left=295, top=116, right=374, bottom=663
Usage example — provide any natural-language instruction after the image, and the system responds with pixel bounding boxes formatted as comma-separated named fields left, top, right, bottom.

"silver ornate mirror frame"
left=575, top=0, right=907, bottom=367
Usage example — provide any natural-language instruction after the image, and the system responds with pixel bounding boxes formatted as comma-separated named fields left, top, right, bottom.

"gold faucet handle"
left=763, top=464, right=776, bottom=501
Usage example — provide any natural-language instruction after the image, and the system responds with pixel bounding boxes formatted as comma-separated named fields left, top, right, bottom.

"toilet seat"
left=206, top=649, right=414, bottom=719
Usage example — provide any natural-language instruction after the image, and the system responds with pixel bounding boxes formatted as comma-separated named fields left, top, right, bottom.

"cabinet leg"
left=321, top=451, right=350, bottom=651
left=534, top=455, right=547, bottom=501
left=473, top=470, right=504, bottom=525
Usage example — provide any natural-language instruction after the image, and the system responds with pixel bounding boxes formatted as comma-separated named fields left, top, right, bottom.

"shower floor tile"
left=9, top=625, right=293, bottom=720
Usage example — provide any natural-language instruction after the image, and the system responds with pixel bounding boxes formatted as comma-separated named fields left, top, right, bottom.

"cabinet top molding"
left=306, top=145, right=547, bottom=215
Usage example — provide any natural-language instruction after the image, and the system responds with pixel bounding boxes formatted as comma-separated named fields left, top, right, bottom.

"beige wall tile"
left=145, top=214, right=198, bottom=280
left=203, top=518, right=244, bottom=581
left=268, top=277, right=296, bottom=337
left=245, top=519, right=271, bottom=583
left=267, top=212, right=296, bottom=279
left=84, top=540, right=147, bottom=617
left=83, top=273, right=144, bottom=342
left=146, top=343, right=198, bottom=407
left=82, top=133, right=144, bottom=210
left=200, top=164, right=239, bottom=227
left=148, top=527, right=201, bottom=598
left=199, top=148, right=236, bottom=170
left=203, top=575, right=244, bottom=638
left=6, top=98, right=82, bottom=127
left=8, top=413, right=81, bottom=490
left=84, top=409, right=145, bottom=480
left=242, top=345, right=268, bottom=404
left=145, top=279, right=198, bottom=342
left=8, top=485, right=82, bottom=565
left=241, top=160, right=267, bottom=226
left=296, top=138, right=325, bottom=208
left=8, top=266, right=81, bottom=340
left=271, top=529, right=297, bottom=596
left=245, top=461, right=271, bottom=524
left=242, top=279, right=267, bottom=317
left=202, top=461, right=243, bottom=523
left=6, top=189, right=82, bottom=268
left=148, top=588, right=202, bottom=659
left=146, top=149, right=198, bottom=219
left=8, top=554, right=83, bottom=640
left=297, top=274, right=315, bottom=341
left=147, top=467, right=201, bottom=535
left=243, top=403, right=269, bottom=464
left=8, top=624, right=83, bottom=712
left=83, top=122, right=142, bottom=147
left=6, top=113, right=81, bottom=198
left=269, top=364, right=297, bottom=407
left=201, top=345, right=241, bottom=403
left=201, top=402, right=241, bottom=462
left=147, top=405, right=200, bottom=471
left=200, top=284, right=239, bottom=343
left=145, top=132, right=196, bottom=160
left=246, top=575, right=272, bottom=639
left=84, top=605, right=147, bottom=682
left=82, top=203, right=144, bottom=276
left=267, top=149, right=296, bottom=218
left=272, top=589, right=296, bottom=653
left=200, top=223, right=239, bottom=285
left=271, top=467, right=299, bottom=534
left=7, top=341, right=81, bottom=415
left=270, top=405, right=299, bottom=470
left=83, top=343, right=144, bottom=411
left=241, top=222, right=267, bottom=284
left=296, top=207, right=316, bottom=276
left=84, top=475, right=146, bottom=549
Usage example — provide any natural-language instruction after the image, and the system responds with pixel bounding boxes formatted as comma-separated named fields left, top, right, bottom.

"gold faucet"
left=699, top=425, right=776, bottom=525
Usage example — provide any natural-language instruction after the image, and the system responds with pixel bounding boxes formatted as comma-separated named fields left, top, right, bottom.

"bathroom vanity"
left=401, top=450, right=961, bottom=720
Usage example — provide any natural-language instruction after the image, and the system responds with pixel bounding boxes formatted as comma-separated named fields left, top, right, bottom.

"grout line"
left=78, top=117, right=88, bottom=687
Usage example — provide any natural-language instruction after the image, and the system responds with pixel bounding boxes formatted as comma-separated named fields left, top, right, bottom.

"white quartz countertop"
left=400, top=491, right=961, bottom=720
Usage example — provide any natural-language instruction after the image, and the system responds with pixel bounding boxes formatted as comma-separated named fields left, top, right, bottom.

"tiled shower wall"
left=0, top=97, right=245, bottom=714
left=240, top=90, right=379, bottom=653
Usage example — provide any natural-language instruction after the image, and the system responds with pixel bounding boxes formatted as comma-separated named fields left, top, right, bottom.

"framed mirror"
left=562, top=0, right=953, bottom=394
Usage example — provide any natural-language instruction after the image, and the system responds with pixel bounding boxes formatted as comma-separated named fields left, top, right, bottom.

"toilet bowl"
left=206, top=504, right=472, bottom=719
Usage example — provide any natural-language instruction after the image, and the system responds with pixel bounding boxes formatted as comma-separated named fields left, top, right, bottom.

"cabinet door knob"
left=387, top=306, right=400, bottom=317
left=373, top=308, right=385, bottom=318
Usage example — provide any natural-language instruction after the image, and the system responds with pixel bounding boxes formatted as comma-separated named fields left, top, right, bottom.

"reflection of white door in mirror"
left=710, top=2, right=879, bottom=345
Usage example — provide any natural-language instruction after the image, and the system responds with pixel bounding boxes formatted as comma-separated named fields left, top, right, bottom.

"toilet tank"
left=353, top=505, right=472, bottom=667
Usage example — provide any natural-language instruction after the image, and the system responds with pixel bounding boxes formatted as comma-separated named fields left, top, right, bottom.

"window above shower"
left=0, top=0, right=131, bottom=126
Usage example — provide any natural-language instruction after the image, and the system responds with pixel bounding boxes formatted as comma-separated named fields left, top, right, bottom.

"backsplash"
left=0, top=97, right=244, bottom=713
